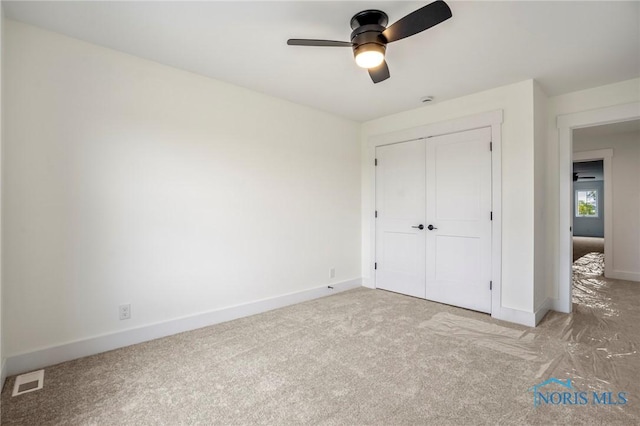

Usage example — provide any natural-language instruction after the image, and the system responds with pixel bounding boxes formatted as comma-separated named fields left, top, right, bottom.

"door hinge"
left=375, top=158, right=378, bottom=166
left=490, top=281, right=493, bottom=290
left=374, top=262, right=377, bottom=270
left=490, top=211, right=493, bottom=221
left=490, top=142, right=493, bottom=151
left=375, top=210, right=378, bottom=218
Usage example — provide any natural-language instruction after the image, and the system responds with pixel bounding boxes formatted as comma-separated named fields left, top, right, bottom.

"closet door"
left=375, top=140, right=426, bottom=298
left=425, top=127, right=493, bottom=313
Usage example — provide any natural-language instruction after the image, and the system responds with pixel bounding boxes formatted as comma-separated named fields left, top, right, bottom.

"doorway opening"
left=571, top=159, right=604, bottom=264
left=557, top=102, right=639, bottom=314
left=570, top=119, right=640, bottom=314
left=571, top=155, right=606, bottom=288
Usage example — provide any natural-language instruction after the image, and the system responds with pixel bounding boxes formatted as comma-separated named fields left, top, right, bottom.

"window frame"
left=575, top=188, right=599, bottom=218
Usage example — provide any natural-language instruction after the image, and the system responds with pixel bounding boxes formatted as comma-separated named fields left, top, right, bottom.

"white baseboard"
left=5, top=278, right=362, bottom=377
left=534, top=298, right=552, bottom=325
left=1, top=358, right=7, bottom=392
left=492, top=305, right=537, bottom=327
left=361, top=277, right=375, bottom=289
left=609, top=270, right=640, bottom=283
left=549, top=297, right=569, bottom=314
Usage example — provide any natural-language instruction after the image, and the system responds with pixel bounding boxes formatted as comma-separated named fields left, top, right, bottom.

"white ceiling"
left=574, top=119, right=639, bottom=181
left=574, top=119, right=640, bottom=139
left=4, top=1, right=640, bottom=121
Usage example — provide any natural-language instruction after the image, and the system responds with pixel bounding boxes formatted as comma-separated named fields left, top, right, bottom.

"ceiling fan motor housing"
left=287, top=2, right=453, bottom=83
left=350, top=10, right=389, bottom=60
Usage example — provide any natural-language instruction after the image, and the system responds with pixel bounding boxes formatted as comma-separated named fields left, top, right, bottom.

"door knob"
left=412, top=224, right=424, bottom=230
left=427, top=224, right=438, bottom=230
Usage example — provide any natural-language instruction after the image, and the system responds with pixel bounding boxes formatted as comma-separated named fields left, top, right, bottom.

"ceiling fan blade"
left=368, top=61, right=390, bottom=83
left=287, top=39, right=353, bottom=47
left=382, top=0, right=452, bottom=43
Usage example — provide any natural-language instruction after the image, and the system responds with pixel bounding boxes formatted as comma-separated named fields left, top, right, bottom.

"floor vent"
left=12, top=370, right=45, bottom=397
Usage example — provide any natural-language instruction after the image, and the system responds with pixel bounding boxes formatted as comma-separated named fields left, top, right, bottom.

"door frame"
left=367, top=110, right=503, bottom=317
left=572, top=149, right=613, bottom=278
left=556, top=102, right=640, bottom=313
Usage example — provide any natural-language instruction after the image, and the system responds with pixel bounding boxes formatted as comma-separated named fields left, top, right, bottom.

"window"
left=575, top=189, right=598, bottom=217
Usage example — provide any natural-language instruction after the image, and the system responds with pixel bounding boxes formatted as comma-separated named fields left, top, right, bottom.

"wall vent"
left=12, top=369, right=45, bottom=397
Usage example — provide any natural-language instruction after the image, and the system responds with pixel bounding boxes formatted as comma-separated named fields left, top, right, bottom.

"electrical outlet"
left=330, top=268, right=336, bottom=279
left=119, top=304, right=131, bottom=320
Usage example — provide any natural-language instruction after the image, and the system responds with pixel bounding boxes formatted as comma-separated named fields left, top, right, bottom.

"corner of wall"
left=533, top=80, right=550, bottom=311
left=534, top=297, right=552, bottom=325
left=492, top=306, right=537, bottom=328
left=360, top=126, right=372, bottom=286
left=1, top=359, right=6, bottom=392
left=0, top=0, right=6, bottom=391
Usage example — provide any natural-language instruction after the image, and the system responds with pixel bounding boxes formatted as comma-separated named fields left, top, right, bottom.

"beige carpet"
left=2, top=264, right=639, bottom=424
left=573, top=236, right=604, bottom=262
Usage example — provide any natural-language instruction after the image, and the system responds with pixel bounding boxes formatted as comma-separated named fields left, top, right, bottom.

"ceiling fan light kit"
left=287, top=0, right=452, bottom=83
left=350, top=9, right=388, bottom=69
left=354, top=44, right=386, bottom=69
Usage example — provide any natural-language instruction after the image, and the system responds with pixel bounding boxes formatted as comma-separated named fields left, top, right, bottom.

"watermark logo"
left=528, top=378, right=628, bottom=407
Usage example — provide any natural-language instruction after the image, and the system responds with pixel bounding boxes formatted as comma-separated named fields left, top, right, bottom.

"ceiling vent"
left=12, top=369, right=45, bottom=397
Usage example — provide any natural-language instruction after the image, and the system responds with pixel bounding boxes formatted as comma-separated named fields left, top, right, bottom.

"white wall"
left=533, top=82, right=549, bottom=311
left=574, top=130, right=640, bottom=280
left=362, top=80, right=536, bottom=314
left=3, top=21, right=361, bottom=357
left=545, top=79, right=640, bottom=300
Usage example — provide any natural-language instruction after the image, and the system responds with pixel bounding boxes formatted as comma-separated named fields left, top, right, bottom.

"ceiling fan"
left=573, top=173, right=596, bottom=182
left=287, top=0, right=453, bottom=83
